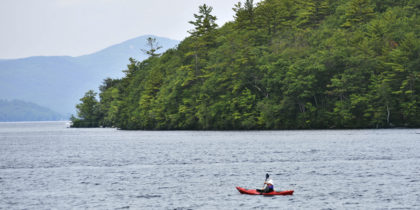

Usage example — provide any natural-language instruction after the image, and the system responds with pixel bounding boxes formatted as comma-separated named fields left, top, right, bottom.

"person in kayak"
left=256, top=179, right=274, bottom=194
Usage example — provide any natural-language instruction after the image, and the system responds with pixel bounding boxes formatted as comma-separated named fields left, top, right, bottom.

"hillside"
left=72, top=0, right=420, bottom=129
left=0, top=99, right=64, bottom=122
left=0, top=35, right=179, bottom=116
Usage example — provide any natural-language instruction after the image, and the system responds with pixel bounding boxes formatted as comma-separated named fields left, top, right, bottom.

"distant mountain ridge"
left=0, top=99, right=64, bottom=122
left=0, top=35, right=179, bottom=118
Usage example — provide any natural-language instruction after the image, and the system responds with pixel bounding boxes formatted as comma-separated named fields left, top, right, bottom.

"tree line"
left=71, top=0, right=420, bottom=129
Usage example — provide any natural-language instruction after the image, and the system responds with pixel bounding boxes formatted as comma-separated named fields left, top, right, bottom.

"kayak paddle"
left=263, top=173, right=269, bottom=189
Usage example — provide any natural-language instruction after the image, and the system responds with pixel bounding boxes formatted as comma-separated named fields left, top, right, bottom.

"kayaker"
left=256, top=179, right=274, bottom=194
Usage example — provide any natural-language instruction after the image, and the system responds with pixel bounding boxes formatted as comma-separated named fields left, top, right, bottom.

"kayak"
left=236, top=186, right=294, bottom=196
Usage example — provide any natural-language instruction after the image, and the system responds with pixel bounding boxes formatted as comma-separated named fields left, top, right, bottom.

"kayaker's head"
left=266, top=179, right=274, bottom=186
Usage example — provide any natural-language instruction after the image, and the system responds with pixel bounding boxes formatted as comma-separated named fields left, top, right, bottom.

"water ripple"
left=0, top=122, right=419, bottom=209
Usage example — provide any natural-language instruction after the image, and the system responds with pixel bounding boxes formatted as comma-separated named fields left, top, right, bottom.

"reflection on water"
left=0, top=122, right=419, bottom=209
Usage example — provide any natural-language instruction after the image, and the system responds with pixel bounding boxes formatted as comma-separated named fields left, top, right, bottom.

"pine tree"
left=141, top=37, right=162, bottom=57
left=342, top=0, right=375, bottom=28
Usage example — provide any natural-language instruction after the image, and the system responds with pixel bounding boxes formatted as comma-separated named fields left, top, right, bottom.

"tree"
left=71, top=90, right=101, bottom=127
left=296, top=0, right=330, bottom=27
left=141, top=37, right=162, bottom=57
left=254, top=0, right=296, bottom=36
left=188, top=4, right=218, bottom=37
left=98, top=78, right=121, bottom=127
left=233, top=0, right=256, bottom=29
left=187, top=4, right=219, bottom=83
left=342, top=0, right=375, bottom=28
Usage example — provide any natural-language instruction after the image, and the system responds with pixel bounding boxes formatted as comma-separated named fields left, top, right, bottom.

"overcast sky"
left=0, top=0, right=261, bottom=59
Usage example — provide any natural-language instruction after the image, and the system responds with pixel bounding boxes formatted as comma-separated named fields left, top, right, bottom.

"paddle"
left=262, top=173, right=269, bottom=189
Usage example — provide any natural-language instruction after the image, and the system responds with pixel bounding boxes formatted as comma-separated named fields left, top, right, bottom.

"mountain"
left=0, top=35, right=179, bottom=117
left=0, top=99, right=64, bottom=122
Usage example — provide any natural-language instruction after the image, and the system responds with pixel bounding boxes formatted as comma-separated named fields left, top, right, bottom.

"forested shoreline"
left=71, top=0, right=420, bottom=129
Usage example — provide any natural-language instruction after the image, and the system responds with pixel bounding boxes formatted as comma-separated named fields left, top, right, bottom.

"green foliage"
left=296, top=0, right=330, bottom=27
left=73, top=0, right=420, bottom=129
left=341, top=0, right=375, bottom=28
left=71, top=90, right=101, bottom=127
left=141, top=37, right=162, bottom=57
left=189, top=4, right=218, bottom=37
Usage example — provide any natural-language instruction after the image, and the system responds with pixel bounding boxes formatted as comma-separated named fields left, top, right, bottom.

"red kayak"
left=236, top=186, right=294, bottom=196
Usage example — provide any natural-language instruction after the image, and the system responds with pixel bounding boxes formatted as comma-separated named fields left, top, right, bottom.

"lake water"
left=0, top=122, right=419, bottom=209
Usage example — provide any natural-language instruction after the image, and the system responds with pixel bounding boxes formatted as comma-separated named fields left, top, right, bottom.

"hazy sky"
left=0, top=0, right=261, bottom=59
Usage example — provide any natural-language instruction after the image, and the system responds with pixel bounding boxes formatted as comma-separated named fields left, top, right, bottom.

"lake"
left=0, top=121, right=419, bottom=209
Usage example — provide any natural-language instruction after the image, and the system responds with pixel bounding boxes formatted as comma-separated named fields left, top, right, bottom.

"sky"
left=0, top=0, right=261, bottom=59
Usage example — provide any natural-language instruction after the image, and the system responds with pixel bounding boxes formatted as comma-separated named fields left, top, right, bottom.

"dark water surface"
left=0, top=122, right=419, bottom=209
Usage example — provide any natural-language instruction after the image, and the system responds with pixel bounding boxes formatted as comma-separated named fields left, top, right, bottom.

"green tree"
left=188, top=4, right=218, bottom=37
left=233, top=0, right=256, bottom=29
left=71, top=90, right=101, bottom=127
left=342, top=0, right=375, bottom=28
left=296, top=0, right=330, bottom=27
left=141, top=37, right=162, bottom=57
